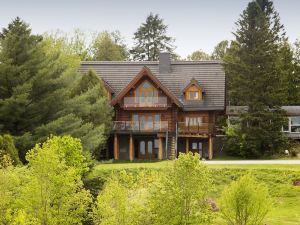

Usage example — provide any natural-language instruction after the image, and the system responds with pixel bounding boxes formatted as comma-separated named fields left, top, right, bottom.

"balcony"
left=123, top=97, right=168, bottom=108
left=178, top=122, right=214, bottom=135
left=113, top=121, right=169, bottom=132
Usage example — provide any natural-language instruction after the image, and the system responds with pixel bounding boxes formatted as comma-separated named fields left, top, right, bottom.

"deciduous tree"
left=219, top=174, right=272, bottom=225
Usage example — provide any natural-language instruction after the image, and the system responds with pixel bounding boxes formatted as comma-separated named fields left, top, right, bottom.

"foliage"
left=92, top=170, right=154, bottom=225
left=219, top=174, right=272, bottom=225
left=223, top=0, right=288, bottom=157
left=0, top=136, right=92, bottom=224
left=0, top=18, right=112, bottom=160
left=91, top=31, right=128, bottom=61
left=131, top=13, right=175, bottom=61
left=149, top=153, right=214, bottom=225
left=43, top=29, right=91, bottom=61
left=0, top=134, right=21, bottom=167
left=187, top=49, right=211, bottom=60
left=277, top=41, right=300, bottom=105
left=211, top=40, right=229, bottom=60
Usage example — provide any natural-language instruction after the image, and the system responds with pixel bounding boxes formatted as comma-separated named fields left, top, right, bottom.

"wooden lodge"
left=79, top=53, right=225, bottom=160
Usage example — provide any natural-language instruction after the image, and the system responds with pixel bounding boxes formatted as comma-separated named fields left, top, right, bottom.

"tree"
left=0, top=18, right=112, bottom=160
left=93, top=170, right=151, bottom=225
left=0, top=136, right=92, bottom=224
left=131, top=13, right=175, bottom=61
left=278, top=41, right=300, bottom=105
left=91, top=31, right=128, bottom=61
left=219, top=174, right=272, bottom=225
left=19, top=136, right=92, bottom=224
left=0, top=134, right=21, bottom=167
left=224, top=0, right=288, bottom=157
left=211, top=40, right=229, bottom=60
left=187, top=49, right=211, bottom=60
left=150, top=153, right=213, bottom=225
left=43, top=29, right=92, bottom=61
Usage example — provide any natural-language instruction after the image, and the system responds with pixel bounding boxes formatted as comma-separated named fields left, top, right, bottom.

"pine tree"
left=131, top=13, right=175, bottom=61
left=224, top=0, right=288, bottom=157
left=0, top=18, right=112, bottom=160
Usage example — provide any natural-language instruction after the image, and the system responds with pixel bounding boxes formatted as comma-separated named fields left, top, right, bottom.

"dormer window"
left=187, top=91, right=200, bottom=100
left=183, top=78, right=203, bottom=101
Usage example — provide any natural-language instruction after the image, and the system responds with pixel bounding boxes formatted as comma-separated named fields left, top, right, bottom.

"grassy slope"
left=87, top=161, right=300, bottom=225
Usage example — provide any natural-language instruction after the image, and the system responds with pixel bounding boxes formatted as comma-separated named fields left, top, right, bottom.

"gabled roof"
left=79, top=60, right=225, bottom=110
left=110, top=66, right=182, bottom=107
left=182, top=78, right=204, bottom=93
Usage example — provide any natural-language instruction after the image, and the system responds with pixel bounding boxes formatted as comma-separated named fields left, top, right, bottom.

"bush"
left=150, top=153, right=214, bottom=225
left=219, top=174, right=272, bottom=225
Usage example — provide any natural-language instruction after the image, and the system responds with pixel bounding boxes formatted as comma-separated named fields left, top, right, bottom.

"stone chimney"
left=159, top=52, right=171, bottom=73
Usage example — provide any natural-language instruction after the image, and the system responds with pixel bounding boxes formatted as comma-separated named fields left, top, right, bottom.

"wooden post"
left=129, top=134, right=134, bottom=161
left=114, top=133, right=119, bottom=160
left=158, top=137, right=163, bottom=160
left=208, top=136, right=213, bottom=160
left=185, top=138, right=189, bottom=153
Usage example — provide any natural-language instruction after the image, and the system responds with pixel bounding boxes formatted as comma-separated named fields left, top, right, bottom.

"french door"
left=133, top=114, right=161, bottom=131
left=138, top=139, right=158, bottom=159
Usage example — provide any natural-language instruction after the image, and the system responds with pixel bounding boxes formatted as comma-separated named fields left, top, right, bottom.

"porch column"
left=114, top=133, right=119, bottom=160
left=185, top=138, right=189, bottom=153
left=208, top=136, right=213, bottom=160
left=129, top=134, right=134, bottom=161
left=158, top=137, right=163, bottom=160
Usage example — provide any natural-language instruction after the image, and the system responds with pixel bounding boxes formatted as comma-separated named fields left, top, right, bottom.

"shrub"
left=150, top=152, right=214, bottom=225
left=219, top=174, right=272, bottom=225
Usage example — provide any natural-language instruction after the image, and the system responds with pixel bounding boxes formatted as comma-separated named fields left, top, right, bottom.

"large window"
left=291, top=117, right=300, bottom=133
left=133, top=114, right=161, bottom=131
left=136, top=81, right=158, bottom=105
left=282, top=117, right=300, bottom=133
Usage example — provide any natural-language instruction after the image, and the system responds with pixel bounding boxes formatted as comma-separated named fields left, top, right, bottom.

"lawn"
left=86, top=161, right=300, bottom=225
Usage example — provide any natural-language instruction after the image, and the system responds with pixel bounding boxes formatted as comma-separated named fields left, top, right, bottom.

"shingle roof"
left=79, top=60, right=225, bottom=111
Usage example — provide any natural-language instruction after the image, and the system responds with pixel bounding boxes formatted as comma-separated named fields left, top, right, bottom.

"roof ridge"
left=80, top=60, right=222, bottom=65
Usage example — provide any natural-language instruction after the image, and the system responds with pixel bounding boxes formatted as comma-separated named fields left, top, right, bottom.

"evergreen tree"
left=278, top=42, right=300, bottom=105
left=224, top=0, right=288, bottom=157
left=0, top=18, right=112, bottom=160
left=131, top=13, right=175, bottom=61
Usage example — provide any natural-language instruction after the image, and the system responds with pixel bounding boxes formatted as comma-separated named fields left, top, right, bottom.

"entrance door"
left=138, top=139, right=155, bottom=159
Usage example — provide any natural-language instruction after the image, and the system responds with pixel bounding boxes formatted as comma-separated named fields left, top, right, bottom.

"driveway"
left=203, top=160, right=300, bottom=164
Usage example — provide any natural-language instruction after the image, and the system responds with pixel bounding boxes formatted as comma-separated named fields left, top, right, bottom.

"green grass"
left=86, top=161, right=300, bottom=225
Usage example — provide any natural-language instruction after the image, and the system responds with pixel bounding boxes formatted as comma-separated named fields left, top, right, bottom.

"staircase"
left=165, top=134, right=176, bottom=159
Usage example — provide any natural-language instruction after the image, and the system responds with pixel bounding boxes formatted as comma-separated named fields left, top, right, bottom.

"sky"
left=0, top=0, right=299, bottom=58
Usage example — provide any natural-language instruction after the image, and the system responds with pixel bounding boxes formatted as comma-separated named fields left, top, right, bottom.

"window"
left=188, top=91, right=199, bottom=100
left=148, top=141, right=153, bottom=154
left=136, top=80, right=158, bottom=105
left=132, top=114, right=161, bottom=131
left=154, top=139, right=159, bottom=149
left=192, top=142, right=198, bottom=150
left=140, top=141, right=145, bottom=155
left=185, top=116, right=202, bottom=126
left=291, top=117, right=300, bottom=133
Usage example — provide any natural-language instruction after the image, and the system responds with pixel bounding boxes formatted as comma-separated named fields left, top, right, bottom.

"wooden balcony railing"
left=113, top=121, right=169, bottom=132
left=178, top=122, right=214, bottom=134
left=123, top=97, right=168, bottom=108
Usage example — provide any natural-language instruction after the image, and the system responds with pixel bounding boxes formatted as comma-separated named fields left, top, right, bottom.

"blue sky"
left=0, top=0, right=299, bottom=58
